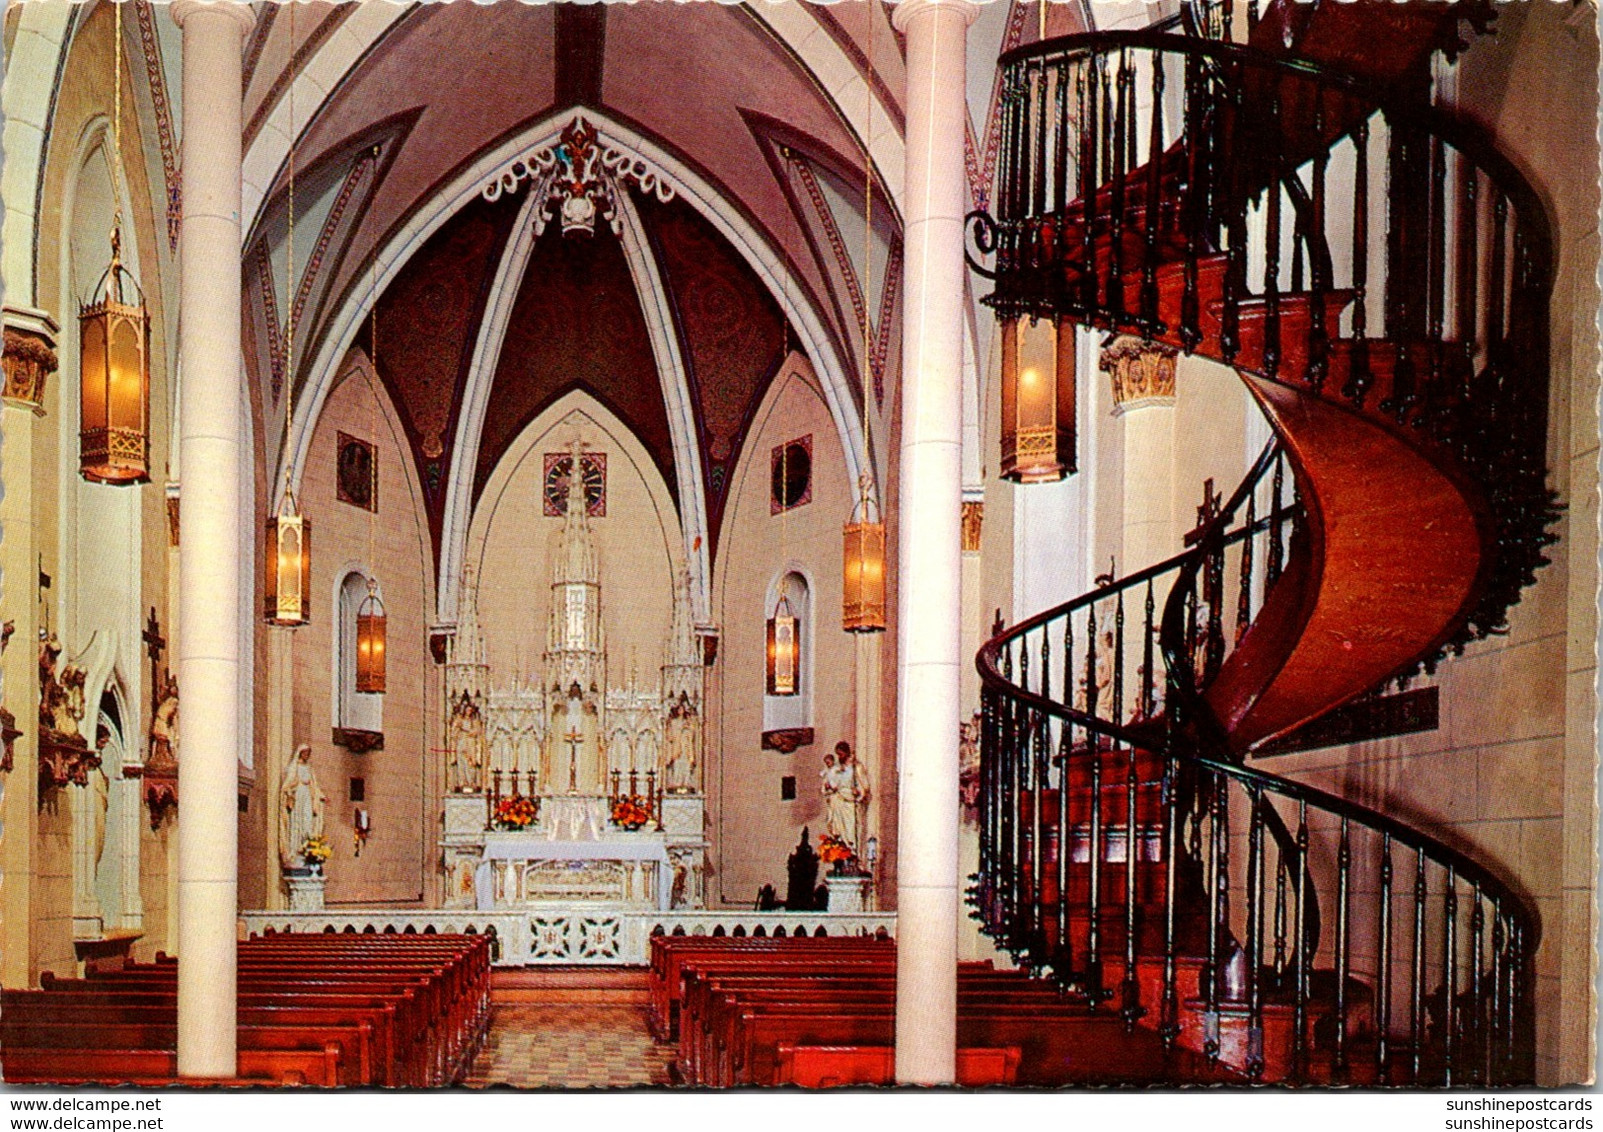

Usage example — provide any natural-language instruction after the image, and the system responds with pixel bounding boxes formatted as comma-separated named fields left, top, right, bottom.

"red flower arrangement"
left=610, top=796, right=651, bottom=830
left=817, top=834, right=854, bottom=866
left=494, top=794, right=538, bottom=830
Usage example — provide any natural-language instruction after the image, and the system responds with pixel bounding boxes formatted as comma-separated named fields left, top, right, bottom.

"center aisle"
left=463, top=969, right=675, bottom=1089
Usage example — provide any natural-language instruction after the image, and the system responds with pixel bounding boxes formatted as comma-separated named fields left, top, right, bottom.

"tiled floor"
left=463, top=1004, right=676, bottom=1089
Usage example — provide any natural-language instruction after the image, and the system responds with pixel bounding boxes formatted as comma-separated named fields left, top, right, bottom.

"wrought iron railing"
left=977, top=436, right=1539, bottom=1083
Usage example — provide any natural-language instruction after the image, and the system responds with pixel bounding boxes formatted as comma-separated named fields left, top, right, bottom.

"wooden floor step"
left=492, top=965, right=650, bottom=1005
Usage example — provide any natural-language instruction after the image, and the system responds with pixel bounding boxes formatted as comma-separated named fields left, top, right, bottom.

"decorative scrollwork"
left=965, top=210, right=1000, bottom=279
left=481, top=116, right=676, bottom=239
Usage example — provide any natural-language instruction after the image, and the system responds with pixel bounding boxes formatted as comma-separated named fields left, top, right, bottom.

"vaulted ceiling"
left=240, top=0, right=918, bottom=572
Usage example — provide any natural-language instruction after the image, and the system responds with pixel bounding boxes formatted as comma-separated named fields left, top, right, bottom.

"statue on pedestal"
left=279, top=744, right=327, bottom=870
left=821, top=741, right=870, bottom=855
left=447, top=688, right=485, bottom=793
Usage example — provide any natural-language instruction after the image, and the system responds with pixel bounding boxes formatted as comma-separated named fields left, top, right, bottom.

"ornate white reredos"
left=481, top=114, right=676, bottom=238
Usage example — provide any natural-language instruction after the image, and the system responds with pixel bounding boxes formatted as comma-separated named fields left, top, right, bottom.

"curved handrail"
left=994, top=27, right=1552, bottom=305
left=1158, top=453, right=1543, bottom=956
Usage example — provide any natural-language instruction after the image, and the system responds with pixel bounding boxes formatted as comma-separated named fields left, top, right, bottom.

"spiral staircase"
left=968, top=0, right=1558, bottom=1086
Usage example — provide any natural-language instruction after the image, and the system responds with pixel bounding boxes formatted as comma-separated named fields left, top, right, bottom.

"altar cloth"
left=482, top=834, right=669, bottom=863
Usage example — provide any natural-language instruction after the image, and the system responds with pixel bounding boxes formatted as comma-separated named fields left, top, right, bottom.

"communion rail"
left=239, top=910, right=895, bottom=968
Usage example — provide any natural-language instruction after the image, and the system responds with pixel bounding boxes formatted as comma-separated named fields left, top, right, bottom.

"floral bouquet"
left=610, top=796, right=651, bottom=831
left=817, top=834, right=855, bottom=867
left=494, top=794, right=539, bottom=830
left=300, top=835, right=333, bottom=868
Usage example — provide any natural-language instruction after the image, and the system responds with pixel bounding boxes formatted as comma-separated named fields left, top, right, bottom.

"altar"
left=475, top=829, right=671, bottom=910
left=437, top=442, right=710, bottom=914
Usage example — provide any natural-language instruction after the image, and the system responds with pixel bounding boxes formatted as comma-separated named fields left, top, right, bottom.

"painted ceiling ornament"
left=482, top=115, right=675, bottom=237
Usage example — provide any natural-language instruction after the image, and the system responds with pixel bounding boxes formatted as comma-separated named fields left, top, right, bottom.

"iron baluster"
left=1263, top=98, right=1283, bottom=379
left=1086, top=605, right=1105, bottom=1004
left=1142, top=580, right=1156, bottom=720
left=1245, top=785, right=1266, bottom=1079
left=1424, top=132, right=1449, bottom=431
left=1159, top=687, right=1182, bottom=1048
left=1142, top=52, right=1166, bottom=333
left=1345, top=117, right=1372, bottom=405
left=1292, top=798, right=1309, bottom=1079
left=1377, top=831, right=1394, bottom=1083
left=1081, top=65, right=1099, bottom=314
left=1457, top=163, right=1480, bottom=361
left=1443, top=863, right=1458, bottom=1086
left=1108, top=51, right=1129, bottom=323
left=1470, top=886, right=1485, bottom=1085
left=1490, top=899, right=1505, bottom=1084
left=1307, top=89, right=1329, bottom=392
left=1411, top=848, right=1427, bottom=1083
left=1334, top=814, right=1351, bottom=1078
left=1054, top=62, right=1070, bottom=220
left=1236, top=487, right=1256, bottom=644
left=1204, top=769, right=1227, bottom=1060
left=1179, top=52, right=1202, bottom=352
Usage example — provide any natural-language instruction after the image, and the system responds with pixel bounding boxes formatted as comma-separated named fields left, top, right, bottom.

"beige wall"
left=470, top=392, right=682, bottom=699
left=1248, top=2, right=1600, bottom=1084
left=261, top=355, right=435, bottom=908
left=710, top=356, right=863, bottom=906
left=7, top=1, right=176, bottom=984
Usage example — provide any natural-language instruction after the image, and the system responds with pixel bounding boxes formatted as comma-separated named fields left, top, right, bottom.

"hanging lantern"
left=842, top=478, right=887, bottom=633
left=355, top=587, right=387, bottom=693
left=767, top=591, right=800, bottom=696
left=999, top=314, right=1077, bottom=483
left=265, top=489, right=312, bottom=626
left=79, top=227, right=150, bottom=484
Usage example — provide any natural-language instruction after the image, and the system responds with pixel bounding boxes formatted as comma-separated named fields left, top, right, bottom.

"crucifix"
left=142, top=607, right=167, bottom=715
left=565, top=727, right=582, bottom=794
left=1184, top=478, right=1222, bottom=547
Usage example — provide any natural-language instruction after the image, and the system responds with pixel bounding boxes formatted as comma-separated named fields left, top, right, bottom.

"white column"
left=891, top=0, right=977, bottom=1086
left=1103, top=337, right=1180, bottom=571
left=172, top=0, right=253, bottom=1079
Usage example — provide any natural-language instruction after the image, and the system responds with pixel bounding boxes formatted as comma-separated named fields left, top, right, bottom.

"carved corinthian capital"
left=1101, top=336, right=1179, bottom=413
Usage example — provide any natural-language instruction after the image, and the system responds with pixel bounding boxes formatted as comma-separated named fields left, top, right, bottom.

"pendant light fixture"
left=997, top=0, right=1077, bottom=485
left=767, top=580, right=799, bottom=696
left=998, top=314, right=1077, bottom=483
left=842, top=10, right=887, bottom=633
left=354, top=226, right=386, bottom=693
left=79, top=0, right=150, bottom=485
left=355, top=585, right=387, bottom=692
left=266, top=4, right=311, bottom=626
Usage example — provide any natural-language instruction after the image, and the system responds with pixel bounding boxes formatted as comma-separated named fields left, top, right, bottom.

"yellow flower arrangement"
left=300, top=835, right=333, bottom=865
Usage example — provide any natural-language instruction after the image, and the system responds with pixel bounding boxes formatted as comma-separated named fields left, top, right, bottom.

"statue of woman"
left=279, top=745, right=326, bottom=869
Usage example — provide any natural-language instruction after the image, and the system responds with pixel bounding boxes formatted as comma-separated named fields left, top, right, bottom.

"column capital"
left=170, top=1, right=257, bottom=34
left=1101, top=335, right=1178, bottom=413
left=891, top=0, right=983, bottom=34
left=2, top=309, right=59, bottom=411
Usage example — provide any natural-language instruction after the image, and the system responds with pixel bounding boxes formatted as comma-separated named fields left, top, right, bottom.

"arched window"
left=763, top=570, right=812, bottom=736
left=334, top=570, right=384, bottom=744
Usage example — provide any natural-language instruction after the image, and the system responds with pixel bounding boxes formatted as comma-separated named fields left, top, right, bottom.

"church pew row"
left=652, top=935, right=1240, bottom=1087
left=679, top=966, right=1016, bottom=1082
left=776, top=1045, right=1022, bottom=1088
left=64, top=968, right=468, bottom=1084
left=0, top=934, right=490, bottom=1087
left=647, top=934, right=894, bottom=1039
